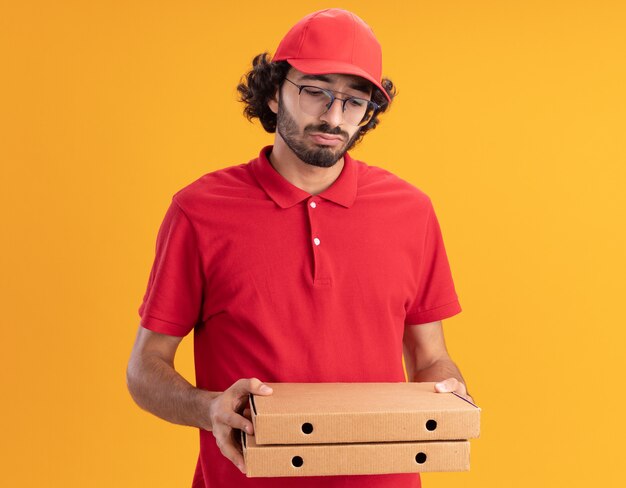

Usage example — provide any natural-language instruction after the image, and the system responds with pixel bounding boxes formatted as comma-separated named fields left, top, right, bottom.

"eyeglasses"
left=284, top=78, right=380, bottom=127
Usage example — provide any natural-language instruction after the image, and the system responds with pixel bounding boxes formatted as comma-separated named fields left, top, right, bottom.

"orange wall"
left=1, top=1, right=625, bottom=486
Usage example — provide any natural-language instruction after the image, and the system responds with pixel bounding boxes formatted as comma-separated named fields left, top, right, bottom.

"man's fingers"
left=232, top=377, right=273, bottom=397
left=218, top=410, right=254, bottom=434
left=209, top=377, right=274, bottom=472
left=435, top=378, right=462, bottom=394
left=247, top=378, right=274, bottom=395
left=213, top=427, right=246, bottom=474
left=434, top=378, right=474, bottom=402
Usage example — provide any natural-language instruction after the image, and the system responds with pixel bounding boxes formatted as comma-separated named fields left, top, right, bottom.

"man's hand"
left=434, top=377, right=474, bottom=404
left=206, top=378, right=273, bottom=474
left=127, top=328, right=275, bottom=475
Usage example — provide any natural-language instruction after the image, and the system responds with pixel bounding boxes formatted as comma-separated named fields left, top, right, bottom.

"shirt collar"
left=250, top=146, right=358, bottom=209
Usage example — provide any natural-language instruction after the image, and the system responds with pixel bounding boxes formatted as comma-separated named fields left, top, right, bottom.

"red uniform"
left=139, top=146, right=461, bottom=487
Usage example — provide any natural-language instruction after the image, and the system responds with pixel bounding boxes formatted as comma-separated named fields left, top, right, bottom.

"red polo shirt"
left=138, top=146, right=461, bottom=488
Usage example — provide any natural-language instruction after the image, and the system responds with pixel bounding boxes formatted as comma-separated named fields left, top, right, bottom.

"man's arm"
left=402, top=320, right=473, bottom=401
left=126, top=326, right=272, bottom=473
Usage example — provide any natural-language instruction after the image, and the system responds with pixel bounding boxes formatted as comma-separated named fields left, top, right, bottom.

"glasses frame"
left=283, top=78, right=380, bottom=127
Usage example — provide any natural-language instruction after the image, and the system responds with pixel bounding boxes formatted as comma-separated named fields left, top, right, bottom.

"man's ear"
left=268, top=87, right=279, bottom=114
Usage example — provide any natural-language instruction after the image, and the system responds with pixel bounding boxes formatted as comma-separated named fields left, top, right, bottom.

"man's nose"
left=319, top=97, right=345, bottom=127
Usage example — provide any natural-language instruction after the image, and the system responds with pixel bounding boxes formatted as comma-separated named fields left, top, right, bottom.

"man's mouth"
left=309, top=132, right=345, bottom=146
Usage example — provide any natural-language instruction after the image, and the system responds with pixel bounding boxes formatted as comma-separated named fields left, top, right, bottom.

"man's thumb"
left=247, top=377, right=273, bottom=395
left=434, top=378, right=459, bottom=393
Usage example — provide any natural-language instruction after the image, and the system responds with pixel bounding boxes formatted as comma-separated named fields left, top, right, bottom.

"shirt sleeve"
left=404, top=201, right=461, bottom=325
left=137, top=199, right=204, bottom=337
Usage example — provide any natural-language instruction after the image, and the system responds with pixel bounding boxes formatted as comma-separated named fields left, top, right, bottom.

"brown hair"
left=236, top=53, right=397, bottom=144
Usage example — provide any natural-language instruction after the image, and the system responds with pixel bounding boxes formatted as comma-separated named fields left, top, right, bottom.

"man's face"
left=273, top=68, right=373, bottom=168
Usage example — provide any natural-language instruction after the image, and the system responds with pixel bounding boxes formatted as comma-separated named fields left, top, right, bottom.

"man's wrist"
left=190, top=388, right=219, bottom=431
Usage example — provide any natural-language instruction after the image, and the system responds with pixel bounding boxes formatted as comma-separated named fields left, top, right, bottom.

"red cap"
left=272, top=9, right=391, bottom=102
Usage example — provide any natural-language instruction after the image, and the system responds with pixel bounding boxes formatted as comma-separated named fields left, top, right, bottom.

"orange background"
left=1, top=1, right=625, bottom=486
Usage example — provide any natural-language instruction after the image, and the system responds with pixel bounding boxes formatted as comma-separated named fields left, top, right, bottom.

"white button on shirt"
left=313, top=237, right=321, bottom=246
left=310, top=202, right=317, bottom=208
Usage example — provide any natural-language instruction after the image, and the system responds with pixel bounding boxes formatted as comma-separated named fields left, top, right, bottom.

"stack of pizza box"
left=242, top=382, right=480, bottom=477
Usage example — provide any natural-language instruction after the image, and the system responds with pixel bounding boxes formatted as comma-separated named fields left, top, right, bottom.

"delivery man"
left=127, top=8, right=472, bottom=488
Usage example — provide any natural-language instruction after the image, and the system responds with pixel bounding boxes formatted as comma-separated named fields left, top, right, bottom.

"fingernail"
left=260, top=385, right=272, bottom=393
left=246, top=425, right=253, bottom=434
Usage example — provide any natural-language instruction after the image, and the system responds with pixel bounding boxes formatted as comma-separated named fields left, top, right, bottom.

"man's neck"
left=268, top=137, right=344, bottom=196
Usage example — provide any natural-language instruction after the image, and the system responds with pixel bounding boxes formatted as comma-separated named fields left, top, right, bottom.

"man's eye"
left=303, top=87, right=326, bottom=97
left=348, top=98, right=367, bottom=108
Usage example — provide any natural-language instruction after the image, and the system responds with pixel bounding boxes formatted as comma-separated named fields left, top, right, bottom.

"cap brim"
left=285, top=58, right=391, bottom=103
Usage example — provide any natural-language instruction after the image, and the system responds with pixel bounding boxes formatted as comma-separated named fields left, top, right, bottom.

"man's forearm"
left=126, top=354, right=217, bottom=430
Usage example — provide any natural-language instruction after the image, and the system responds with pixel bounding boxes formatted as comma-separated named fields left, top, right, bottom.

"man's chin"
left=290, top=143, right=331, bottom=165
left=304, top=157, right=342, bottom=168
left=315, top=142, right=348, bottom=156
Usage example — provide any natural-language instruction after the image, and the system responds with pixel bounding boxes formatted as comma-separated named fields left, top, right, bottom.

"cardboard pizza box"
left=242, top=432, right=471, bottom=477
left=249, top=382, right=480, bottom=445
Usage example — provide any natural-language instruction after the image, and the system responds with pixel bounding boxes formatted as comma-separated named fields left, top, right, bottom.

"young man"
left=127, top=8, right=471, bottom=488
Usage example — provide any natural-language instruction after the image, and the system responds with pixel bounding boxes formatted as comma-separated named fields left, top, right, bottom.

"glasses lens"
left=297, top=85, right=376, bottom=127
left=298, top=87, right=332, bottom=117
left=346, top=99, right=375, bottom=127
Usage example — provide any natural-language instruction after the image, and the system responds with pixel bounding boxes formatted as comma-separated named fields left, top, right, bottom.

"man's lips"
left=309, top=132, right=345, bottom=146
